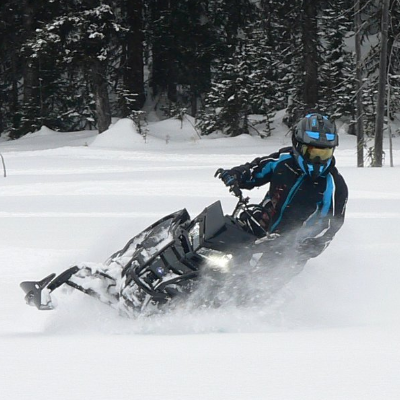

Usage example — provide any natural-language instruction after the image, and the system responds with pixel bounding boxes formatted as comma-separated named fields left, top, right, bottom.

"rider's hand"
left=215, top=168, right=239, bottom=187
left=215, top=169, right=242, bottom=197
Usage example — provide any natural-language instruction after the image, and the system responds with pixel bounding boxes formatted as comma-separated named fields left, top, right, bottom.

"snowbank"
left=26, top=126, right=57, bottom=137
left=90, top=118, right=148, bottom=149
left=148, top=115, right=201, bottom=142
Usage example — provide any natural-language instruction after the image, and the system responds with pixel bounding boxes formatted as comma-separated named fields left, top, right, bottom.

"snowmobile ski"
left=20, top=273, right=56, bottom=310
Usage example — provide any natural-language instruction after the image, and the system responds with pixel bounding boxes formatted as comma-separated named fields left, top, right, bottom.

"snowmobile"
left=20, top=176, right=298, bottom=317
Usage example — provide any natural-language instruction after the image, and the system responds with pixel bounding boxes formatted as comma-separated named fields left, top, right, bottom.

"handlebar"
left=214, top=168, right=251, bottom=219
left=214, top=168, right=246, bottom=201
left=214, top=168, right=276, bottom=241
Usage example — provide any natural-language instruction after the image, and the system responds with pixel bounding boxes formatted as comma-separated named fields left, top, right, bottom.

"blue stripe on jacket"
left=250, top=154, right=292, bottom=183
left=321, top=173, right=334, bottom=217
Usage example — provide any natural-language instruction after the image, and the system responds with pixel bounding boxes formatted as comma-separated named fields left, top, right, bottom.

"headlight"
left=198, top=248, right=232, bottom=272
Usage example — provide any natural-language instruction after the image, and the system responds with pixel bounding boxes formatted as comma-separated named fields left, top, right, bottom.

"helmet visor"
left=300, top=145, right=334, bottom=163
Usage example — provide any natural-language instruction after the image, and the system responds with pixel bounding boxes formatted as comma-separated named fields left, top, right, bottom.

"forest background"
left=0, top=0, right=399, bottom=149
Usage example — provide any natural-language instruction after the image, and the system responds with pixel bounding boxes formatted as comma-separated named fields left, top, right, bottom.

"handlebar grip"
left=230, top=184, right=242, bottom=198
left=215, top=168, right=243, bottom=199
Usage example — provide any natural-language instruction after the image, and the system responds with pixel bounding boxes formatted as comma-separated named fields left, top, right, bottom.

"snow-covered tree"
left=318, top=0, right=356, bottom=120
left=261, top=0, right=320, bottom=125
left=198, top=24, right=281, bottom=137
left=117, top=0, right=145, bottom=115
left=387, top=0, right=400, bottom=119
left=25, top=2, right=125, bottom=133
left=0, top=1, right=23, bottom=136
left=147, top=0, right=214, bottom=115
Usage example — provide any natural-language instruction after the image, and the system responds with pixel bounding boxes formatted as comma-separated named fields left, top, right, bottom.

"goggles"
left=300, top=144, right=334, bottom=163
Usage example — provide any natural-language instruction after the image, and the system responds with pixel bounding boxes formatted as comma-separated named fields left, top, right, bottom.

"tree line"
left=0, top=0, right=399, bottom=143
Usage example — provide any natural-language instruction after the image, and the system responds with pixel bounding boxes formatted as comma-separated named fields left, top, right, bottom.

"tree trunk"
left=355, top=0, right=364, bottom=167
left=22, top=0, right=36, bottom=103
left=20, top=0, right=40, bottom=137
left=373, top=0, right=390, bottom=167
left=11, top=51, right=19, bottom=128
left=92, top=60, right=111, bottom=133
left=302, top=0, right=319, bottom=110
left=124, top=0, right=145, bottom=111
left=150, top=0, right=177, bottom=101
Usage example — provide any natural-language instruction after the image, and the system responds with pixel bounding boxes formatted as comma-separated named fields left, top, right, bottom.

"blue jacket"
left=231, top=146, right=348, bottom=257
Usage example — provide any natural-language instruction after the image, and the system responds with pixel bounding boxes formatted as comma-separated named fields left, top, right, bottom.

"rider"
left=216, top=112, right=348, bottom=262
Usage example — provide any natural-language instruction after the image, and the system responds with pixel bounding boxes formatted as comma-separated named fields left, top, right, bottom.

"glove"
left=215, top=168, right=239, bottom=186
left=215, top=168, right=242, bottom=197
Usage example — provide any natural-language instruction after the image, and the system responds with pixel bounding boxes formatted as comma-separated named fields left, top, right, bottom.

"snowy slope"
left=0, top=117, right=399, bottom=400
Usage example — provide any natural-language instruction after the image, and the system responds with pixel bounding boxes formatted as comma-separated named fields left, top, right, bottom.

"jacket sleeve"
left=299, top=170, right=348, bottom=259
left=230, top=150, right=286, bottom=190
left=329, top=171, right=348, bottom=237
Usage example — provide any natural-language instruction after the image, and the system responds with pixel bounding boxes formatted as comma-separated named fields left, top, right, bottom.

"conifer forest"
left=0, top=0, right=399, bottom=141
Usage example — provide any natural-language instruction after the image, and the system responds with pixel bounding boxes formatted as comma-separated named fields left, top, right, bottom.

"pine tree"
left=358, top=0, right=381, bottom=138
left=260, top=0, right=315, bottom=125
left=198, top=23, right=281, bottom=137
left=387, top=0, right=400, bottom=119
left=318, top=0, right=356, bottom=120
left=118, top=0, right=145, bottom=116
left=0, top=1, right=23, bottom=136
left=147, top=0, right=215, bottom=116
left=25, top=1, right=125, bottom=133
left=12, top=0, right=65, bottom=138
left=198, top=52, right=251, bottom=137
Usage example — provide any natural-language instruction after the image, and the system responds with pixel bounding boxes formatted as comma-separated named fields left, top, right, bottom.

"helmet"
left=292, top=113, right=338, bottom=179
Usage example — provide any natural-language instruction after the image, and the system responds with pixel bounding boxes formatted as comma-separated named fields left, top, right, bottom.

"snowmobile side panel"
left=202, top=201, right=226, bottom=241
left=190, top=201, right=256, bottom=253
left=106, top=209, right=191, bottom=263
left=205, top=216, right=255, bottom=249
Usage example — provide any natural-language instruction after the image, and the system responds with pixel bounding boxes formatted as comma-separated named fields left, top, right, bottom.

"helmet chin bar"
left=296, top=154, right=331, bottom=179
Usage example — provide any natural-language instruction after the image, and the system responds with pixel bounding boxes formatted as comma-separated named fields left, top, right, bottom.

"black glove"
left=215, top=168, right=239, bottom=186
left=215, top=168, right=242, bottom=197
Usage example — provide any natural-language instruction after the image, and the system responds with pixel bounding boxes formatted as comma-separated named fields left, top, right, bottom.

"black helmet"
left=292, top=113, right=338, bottom=179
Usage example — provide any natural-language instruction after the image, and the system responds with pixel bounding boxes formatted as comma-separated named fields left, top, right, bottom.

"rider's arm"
left=298, top=172, right=348, bottom=259
left=230, top=149, right=287, bottom=190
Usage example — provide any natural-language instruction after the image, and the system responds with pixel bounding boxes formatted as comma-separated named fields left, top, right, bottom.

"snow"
left=1, top=116, right=400, bottom=399
left=91, top=118, right=147, bottom=149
